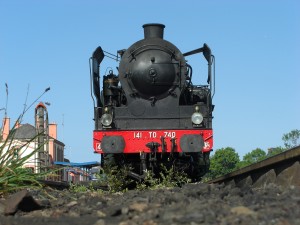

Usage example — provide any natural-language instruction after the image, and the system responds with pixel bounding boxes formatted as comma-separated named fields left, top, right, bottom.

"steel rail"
left=208, top=145, right=300, bottom=188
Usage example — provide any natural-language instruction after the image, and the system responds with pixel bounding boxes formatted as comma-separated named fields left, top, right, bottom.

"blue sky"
left=1, top=0, right=299, bottom=162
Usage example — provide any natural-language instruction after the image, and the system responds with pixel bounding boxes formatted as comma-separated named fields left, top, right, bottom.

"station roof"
left=13, top=124, right=36, bottom=139
left=9, top=123, right=64, bottom=145
left=54, top=161, right=100, bottom=169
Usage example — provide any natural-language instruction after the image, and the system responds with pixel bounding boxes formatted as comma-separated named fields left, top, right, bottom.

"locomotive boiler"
left=90, top=23, right=215, bottom=181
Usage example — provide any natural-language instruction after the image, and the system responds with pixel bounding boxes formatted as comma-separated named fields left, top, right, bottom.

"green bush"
left=206, top=147, right=240, bottom=179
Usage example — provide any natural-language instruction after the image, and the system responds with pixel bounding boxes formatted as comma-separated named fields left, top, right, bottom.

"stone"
left=4, top=190, right=44, bottom=215
left=230, top=206, right=257, bottom=216
left=129, top=202, right=148, bottom=212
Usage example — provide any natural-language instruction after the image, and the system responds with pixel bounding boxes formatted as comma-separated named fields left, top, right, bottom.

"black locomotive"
left=90, top=23, right=215, bottom=181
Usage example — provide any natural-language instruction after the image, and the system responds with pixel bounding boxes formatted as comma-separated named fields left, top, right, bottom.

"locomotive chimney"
left=143, top=23, right=165, bottom=39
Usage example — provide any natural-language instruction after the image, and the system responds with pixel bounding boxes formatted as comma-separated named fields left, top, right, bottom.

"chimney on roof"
left=49, top=123, right=57, bottom=139
left=2, top=117, right=10, bottom=141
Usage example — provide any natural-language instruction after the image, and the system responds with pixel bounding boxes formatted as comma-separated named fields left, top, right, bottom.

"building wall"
left=0, top=139, right=50, bottom=173
left=49, top=138, right=64, bottom=162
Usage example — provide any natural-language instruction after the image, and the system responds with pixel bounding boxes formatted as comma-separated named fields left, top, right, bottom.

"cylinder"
left=143, top=23, right=165, bottom=39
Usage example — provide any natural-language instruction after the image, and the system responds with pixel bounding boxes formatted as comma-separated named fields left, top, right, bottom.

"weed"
left=69, top=183, right=90, bottom=193
left=136, top=164, right=191, bottom=190
left=89, top=163, right=191, bottom=193
left=98, top=165, right=135, bottom=193
left=0, top=119, right=48, bottom=195
left=1, top=86, right=53, bottom=196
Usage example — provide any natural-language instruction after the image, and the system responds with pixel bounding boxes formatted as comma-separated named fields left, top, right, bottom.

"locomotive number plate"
left=133, top=131, right=176, bottom=139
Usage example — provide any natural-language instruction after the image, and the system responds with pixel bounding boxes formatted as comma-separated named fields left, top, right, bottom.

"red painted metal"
left=93, top=129, right=213, bottom=154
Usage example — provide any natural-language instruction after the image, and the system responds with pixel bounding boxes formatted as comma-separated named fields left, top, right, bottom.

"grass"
left=69, top=183, right=90, bottom=193
left=0, top=118, right=48, bottom=196
left=136, top=165, right=191, bottom=190
left=0, top=86, right=54, bottom=196
left=98, top=165, right=136, bottom=193
left=78, top=164, right=192, bottom=193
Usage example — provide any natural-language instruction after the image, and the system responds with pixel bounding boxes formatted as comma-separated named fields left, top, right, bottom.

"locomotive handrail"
left=211, top=55, right=215, bottom=98
left=103, top=50, right=120, bottom=62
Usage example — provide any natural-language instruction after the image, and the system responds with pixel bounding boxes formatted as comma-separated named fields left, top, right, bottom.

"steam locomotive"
left=90, top=23, right=215, bottom=181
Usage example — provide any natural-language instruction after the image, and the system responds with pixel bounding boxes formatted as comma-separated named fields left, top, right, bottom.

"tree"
left=208, top=147, right=240, bottom=179
left=244, top=148, right=266, bottom=163
left=267, top=146, right=285, bottom=157
left=236, top=148, right=266, bottom=169
left=282, top=129, right=300, bottom=149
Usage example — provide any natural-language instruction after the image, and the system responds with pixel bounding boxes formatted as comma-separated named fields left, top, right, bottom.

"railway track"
left=208, top=145, right=300, bottom=188
left=39, top=180, right=70, bottom=189
left=41, top=145, right=300, bottom=190
left=39, top=180, right=110, bottom=191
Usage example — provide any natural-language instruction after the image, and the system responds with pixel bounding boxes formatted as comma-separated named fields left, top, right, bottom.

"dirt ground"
left=1, top=182, right=299, bottom=225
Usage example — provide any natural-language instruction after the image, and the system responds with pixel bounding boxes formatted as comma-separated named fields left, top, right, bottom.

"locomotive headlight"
left=100, top=113, right=113, bottom=127
left=191, top=112, right=203, bottom=125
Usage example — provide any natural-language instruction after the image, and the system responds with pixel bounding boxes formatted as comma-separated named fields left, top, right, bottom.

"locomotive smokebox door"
left=118, top=23, right=186, bottom=103
left=129, top=50, right=177, bottom=98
